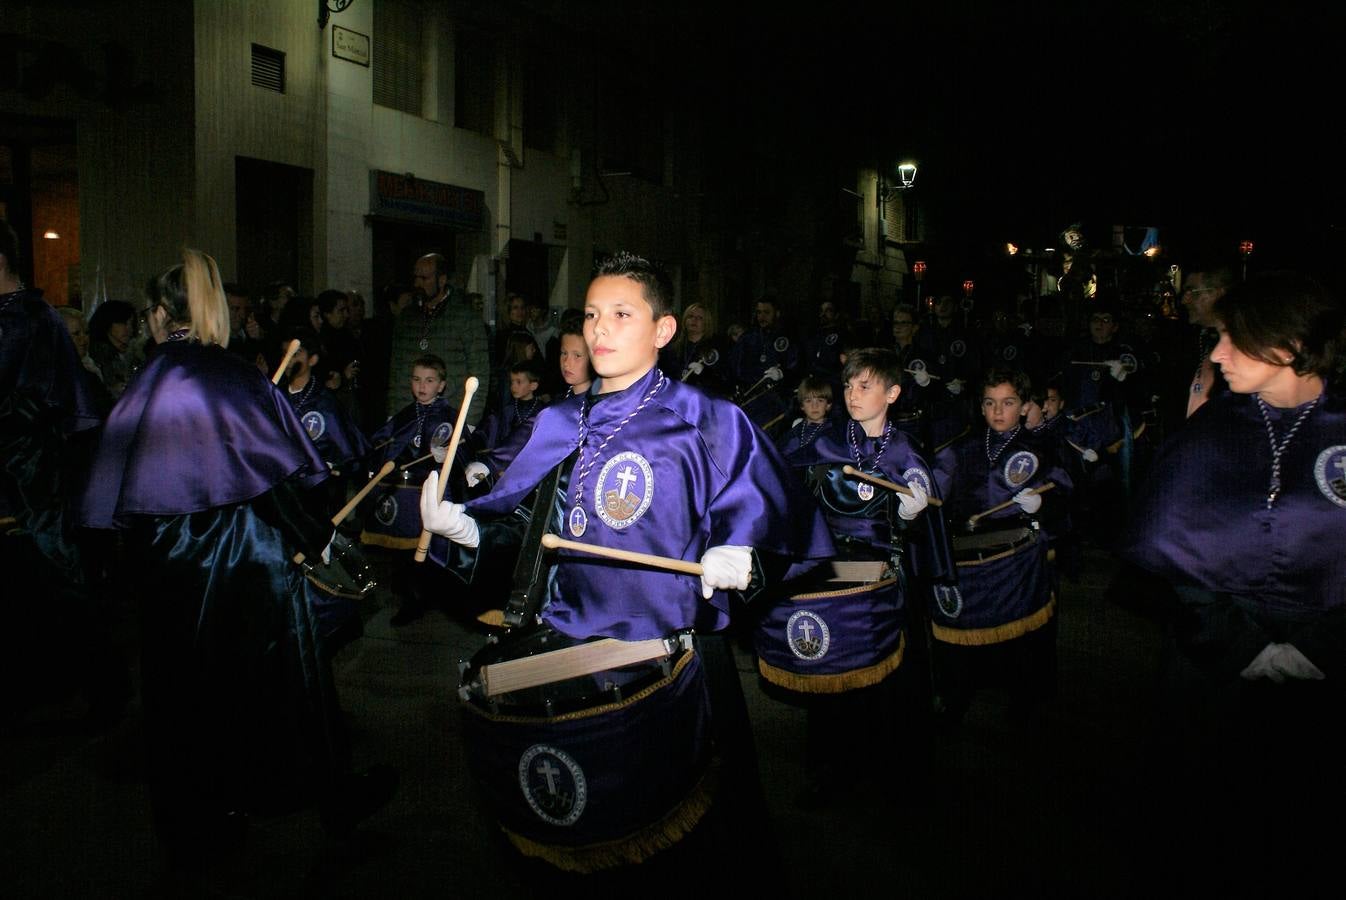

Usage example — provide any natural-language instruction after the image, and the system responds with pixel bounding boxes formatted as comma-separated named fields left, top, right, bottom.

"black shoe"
left=320, top=764, right=399, bottom=839
left=389, top=601, right=427, bottom=627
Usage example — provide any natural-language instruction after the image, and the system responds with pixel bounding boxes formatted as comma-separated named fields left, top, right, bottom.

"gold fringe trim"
left=465, top=648, right=698, bottom=725
left=790, top=576, right=898, bottom=600
left=758, top=633, right=905, bottom=694
left=931, top=595, right=1056, bottom=646
left=359, top=531, right=419, bottom=550
left=502, top=760, right=718, bottom=873
left=476, top=609, right=506, bottom=628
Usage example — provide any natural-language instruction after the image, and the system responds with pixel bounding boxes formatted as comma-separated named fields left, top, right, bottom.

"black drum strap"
left=502, top=450, right=577, bottom=628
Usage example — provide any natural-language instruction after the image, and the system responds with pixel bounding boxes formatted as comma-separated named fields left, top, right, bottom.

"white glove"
left=698, top=545, right=753, bottom=599
left=792, top=417, right=804, bottom=427
left=1012, top=488, right=1042, bottom=514
left=419, top=471, right=479, bottom=548
left=320, top=532, right=335, bottom=565
left=1108, top=360, right=1128, bottom=382
left=684, top=360, right=705, bottom=377
left=1271, top=643, right=1326, bottom=681
left=1081, top=448, right=1099, bottom=463
left=764, top=365, right=784, bottom=383
left=1241, top=643, right=1285, bottom=683
left=913, top=369, right=932, bottom=388
left=430, top=442, right=448, bottom=464
left=897, top=480, right=929, bottom=521
left=946, top=378, right=963, bottom=396
left=464, top=461, right=491, bottom=486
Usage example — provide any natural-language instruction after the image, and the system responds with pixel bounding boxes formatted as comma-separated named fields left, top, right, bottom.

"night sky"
left=594, top=0, right=1345, bottom=278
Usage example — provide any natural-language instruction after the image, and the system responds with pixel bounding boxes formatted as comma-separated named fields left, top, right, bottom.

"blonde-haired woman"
left=80, top=249, right=395, bottom=864
left=660, top=301, right=731, bottom=396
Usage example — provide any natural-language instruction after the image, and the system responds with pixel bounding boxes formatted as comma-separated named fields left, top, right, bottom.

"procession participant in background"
left=386, top=253, right=489, bottom=428
left=924, top=293, right=983, bottom=450
left=803, top=298, right=852, bottom=398
left=57, top=305, right=115, bottom=417
left=1, top=220, right=125, bottom=731
left=463, top=357, right=548, bottom=491
left=660, top=301, right=731, bottom=397
left=761, top=348, right=947, bottom=807
left=421, top=251, right=832, bottom=876
left=1058, top=298, right=1139, bottom=544
left=729, top=295, right=799, bottom=432
left=775, top=375, right=835, bottom=458
left=282, top=329, right=370, bottom=517
left=1021, top=382, right=1087, bottom=580
left=77, top=248, right=395, bottom=869
left=891, top=303, right=939, bottom=447
left=362, top=353, right=468, bottom=626
left=1177, top=261, right=1235, bottom=419
left=931, top=368, right=1071, bottom=727
left=1119, top=271, right=1346, bottom=892
left=88, top=299, right=140, bottom=399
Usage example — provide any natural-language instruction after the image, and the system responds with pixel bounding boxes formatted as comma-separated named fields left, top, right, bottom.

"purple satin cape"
left=0, top=288, right=99, bottom=433
left=1119, top=390, right=1346, bottom=615
left=466, top=366, right=834, bottom=641
left=79, top=340, right=329, bottom=529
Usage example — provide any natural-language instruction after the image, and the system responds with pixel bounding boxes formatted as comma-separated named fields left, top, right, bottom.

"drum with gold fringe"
left=358, top=472, right=423, bottom=550
left=931, top=525, right=1054, bottom=646
left=459, top=629, right=714, bottom=873
left=754, top=575, right=906, bottom=694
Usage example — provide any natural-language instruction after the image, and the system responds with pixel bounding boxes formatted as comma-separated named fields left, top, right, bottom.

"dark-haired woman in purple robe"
left=1119, top=271, right=1346, bottom=891
left=78, top=250, right=394, bottom=867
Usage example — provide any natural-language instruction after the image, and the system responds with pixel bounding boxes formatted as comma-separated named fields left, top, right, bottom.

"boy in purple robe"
left=362, top=353, right=466, bottom=625
left=775, top=375, right=834, bottom=458
left=420, top=251, right=832, bottom=871
left=932, top=367, right=1071, bottom=726
left=464, top=357, right=547, bottom=489
left=768, top=347, right=949, bottom=806
left=282, top=330, right=371, bottom=517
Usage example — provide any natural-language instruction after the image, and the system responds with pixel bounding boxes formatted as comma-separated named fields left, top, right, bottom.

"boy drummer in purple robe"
left=281, top=330, right=371, bottom=517
left=931, top=367, right=1072, bottom=726
left=767, top=347, right=951, bottom=806
left=419, top=251, right=832, bottom=873
left=362, top=354, right=467, bottom=625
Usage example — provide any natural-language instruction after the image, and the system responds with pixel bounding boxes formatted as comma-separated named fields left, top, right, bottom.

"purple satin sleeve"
left=79, top=341, right=329, bottom=528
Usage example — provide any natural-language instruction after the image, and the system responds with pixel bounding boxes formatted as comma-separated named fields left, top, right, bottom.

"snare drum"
left=755, top=575, right=906, bottom=694
left=931, top=526, right=1054, bottom=645
left=459, top=628, right=714, bottom=873
left=302, top=533, right=375, bottom=652
left=359, top=472, right=423, bottom=550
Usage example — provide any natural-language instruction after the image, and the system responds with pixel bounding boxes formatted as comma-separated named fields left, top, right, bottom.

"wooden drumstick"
left=760, top=412, right=786, bottom=432
left=540, top=533, right=704, bottom=576
left=271, top=338, right=302, bottom=385
left=294, top=460, right=395, bottom=564
left=932, top=427, right=970, bottom=454
left=904, top=368, right=942, bottom=381
left=400, top=451, right=436, bottom=470
left=737, top=374, right=772, bottom=404
left=415, top=376, right=479, bottom=562
left=1067, top=439, right=1090, bottom=456
left=1107, top=421, right=1146, bottom=454
left=1070, top=359, right=1114, bottom=367
left=841, top=465, right=943, bottom=507
left=966, top=482, right=1056, bottom=529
